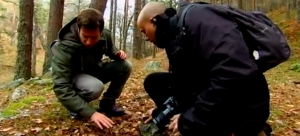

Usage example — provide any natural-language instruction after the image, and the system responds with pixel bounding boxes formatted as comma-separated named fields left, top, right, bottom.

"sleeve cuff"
left=79, top=106, right=96, bottom=118
left=178, top=107, right=198, bottom=134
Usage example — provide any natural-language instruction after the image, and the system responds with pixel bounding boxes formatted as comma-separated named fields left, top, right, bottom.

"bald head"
left=137, top=2, right=166, bottom=28
left=137, top=2, right=167, bottom=44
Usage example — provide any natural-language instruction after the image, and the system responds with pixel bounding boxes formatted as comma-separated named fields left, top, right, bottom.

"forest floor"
left=0, top=8, right=300, bottom=136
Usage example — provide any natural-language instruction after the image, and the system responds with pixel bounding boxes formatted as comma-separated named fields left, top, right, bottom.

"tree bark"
left=133, top=0, right=142, bottom=59
left=31, top=17, right=37, bottom=77
left=297, top=0, right=300, bottom=22
left=122, top=0, right=129, bottom=52
left=238, top=0, right=243, bottom=9
left=89, top=0, right=108, bottom=14
left=112, top=0, right=117, bottom=45
left=42, top=0, right=65, bottom=75
left=109, top=0, right=113, bottom=30
left=14, top=0, right=34, bottom=80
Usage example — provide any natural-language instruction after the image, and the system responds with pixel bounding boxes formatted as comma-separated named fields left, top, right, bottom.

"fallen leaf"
left=132, top=123, right=139, bottom=127
left=45, top=127, right=50, bottom=131
left=62, top=127, right=69, bottom=130
left=136, top=112, right=142, bottom=114
left=0, top=127, right=13, bottom=132
left=123, top=128, right=130, bottom=132
left=14, top=133, right=25, bottom=136
left=32, top=118, right=43, bottom=123
left=275, top=120, right=284, bottom=125
left=293, top=128, right=300, bottom=134
left=125, top=110, right=133, bottom=115
left=9, top=130, right=18, bottom=134
left=287, top=104, right=295, bottom=108
left=31, top=127, right=42, bottom=133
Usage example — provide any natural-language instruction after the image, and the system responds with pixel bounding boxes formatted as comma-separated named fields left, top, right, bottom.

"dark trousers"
left=73, top=60, right=132, bottom=107
left=143, top=72, right=270, bottom=136
left=143, top=72, right=173, bottom=109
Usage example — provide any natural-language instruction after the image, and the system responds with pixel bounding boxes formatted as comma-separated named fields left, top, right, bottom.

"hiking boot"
left=98, top=105, right=125, bottom=116
left=68, top=112, right=83, bottom=119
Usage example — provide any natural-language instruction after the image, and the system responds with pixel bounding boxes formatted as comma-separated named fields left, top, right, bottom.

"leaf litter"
left=0, top=9, right=300, bottom=136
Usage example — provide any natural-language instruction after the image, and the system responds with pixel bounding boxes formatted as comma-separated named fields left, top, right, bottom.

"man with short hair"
left=138, top=1, right=273, bottom=136
left=51, top=8, right=132, bottom=129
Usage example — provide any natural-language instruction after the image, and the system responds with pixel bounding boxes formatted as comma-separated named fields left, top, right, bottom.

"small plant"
left=289, top=63, right=300, bottom=72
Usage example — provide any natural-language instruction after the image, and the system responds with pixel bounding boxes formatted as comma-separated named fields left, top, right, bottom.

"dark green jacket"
left=50, top=17, right=119, bottom=117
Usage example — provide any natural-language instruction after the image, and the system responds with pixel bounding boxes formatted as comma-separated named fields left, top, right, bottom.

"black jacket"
left=166, top=2, right=270, bottom=136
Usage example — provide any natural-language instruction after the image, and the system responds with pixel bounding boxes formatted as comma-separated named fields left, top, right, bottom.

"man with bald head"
left=138, top=1, right=271, bottom=136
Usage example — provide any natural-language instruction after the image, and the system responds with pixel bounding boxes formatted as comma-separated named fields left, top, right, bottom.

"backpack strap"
left=178, top=2, right=210, bottom=36
left=177, top=4, right=194, bottom=36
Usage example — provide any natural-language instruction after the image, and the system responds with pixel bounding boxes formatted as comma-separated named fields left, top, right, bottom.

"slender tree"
left=89, top=0, right=108, bottom=14
left=42, top=0, right=65, bottom=75
left=14, top=0, right=34, bottom=80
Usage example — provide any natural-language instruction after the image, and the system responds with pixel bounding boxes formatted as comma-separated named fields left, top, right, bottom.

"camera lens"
left=153, top=106, right=175, bottom=128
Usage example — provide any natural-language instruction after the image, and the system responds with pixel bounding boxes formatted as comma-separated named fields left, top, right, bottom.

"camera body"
left=152, top=96, right=179, bottom=129
left=139, top=96, right=180, bottom=136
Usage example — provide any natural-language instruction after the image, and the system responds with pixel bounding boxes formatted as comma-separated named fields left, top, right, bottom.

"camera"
left=139, top=96, right=179, bottom=136
left=152, top=96, right=179, bottom=129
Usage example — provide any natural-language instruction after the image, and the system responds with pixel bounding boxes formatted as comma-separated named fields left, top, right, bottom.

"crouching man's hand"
left=169, top=114, right=180, bottom=132
left=116, top=50, right=127, bottom=60
left=91, top=112, right=115, bottom=129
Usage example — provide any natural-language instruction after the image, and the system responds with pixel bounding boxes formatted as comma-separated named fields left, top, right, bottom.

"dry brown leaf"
left=275, top=120, right=284, bottom=125
left=32, top=118, right=43, bottom=123
left=14, top=133, right=25, bottom=136
left=31, top=127, right=42, bottom=133
left=125, top=110, right=133, bottom=115
left=0, top=127, right=13, bottom=132
left=45, top=127, right=50, bottom=131
left=287, top=105, right=295, bottom=108
left=136, top=112, right=142, bottom=115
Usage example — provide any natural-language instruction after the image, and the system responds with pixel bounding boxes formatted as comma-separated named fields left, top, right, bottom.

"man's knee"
left=107, top=60, right=132, bottom=75
left=143, top=73, right=157, bottom=90
left=74, top=74, right=104, bottom=102
left=86, top=80, right=104, bottom=101
left=119, top=60, right=132, bottom=73
left=143, top=72, right=168, bottom=91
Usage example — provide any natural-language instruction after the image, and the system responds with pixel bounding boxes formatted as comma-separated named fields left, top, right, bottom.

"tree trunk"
left=112, top=0, right=117, bottom=45
left=286, top=0, right=291, bottom=19
left=238, top=0, right=243, bottom=9
left=109, top=0, right=113, bottom=30
left=42, top=0, right=65, bottom=75
left=133, top=0, right=142, bottom=59
left=141, top=0, right=147, bottom=58
left=297, top=0, right=300, bottom=22
left=31, top=18, right=37, bottom=77
left=89, top=0, right=108, bottom=14
left=14, top=0, right=34, bottom=80
left=10, top=8, right=16, bottom=46
left=122, top=0, right=129, bottom=52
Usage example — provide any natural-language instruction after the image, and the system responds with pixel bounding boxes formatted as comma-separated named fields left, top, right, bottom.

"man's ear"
left=150, top=17, right=157, bottom=24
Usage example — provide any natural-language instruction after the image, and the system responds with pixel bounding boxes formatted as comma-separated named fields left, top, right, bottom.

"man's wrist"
left=79, top=106, right=96, bottom=118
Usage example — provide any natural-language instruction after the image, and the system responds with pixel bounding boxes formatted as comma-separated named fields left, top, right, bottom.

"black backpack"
left=178, top=2, right=291, bottom=72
